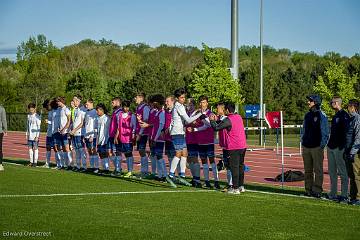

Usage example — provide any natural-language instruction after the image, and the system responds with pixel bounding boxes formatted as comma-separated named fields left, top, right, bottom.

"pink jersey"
left=109, top=108, right=122, bottom=138
left=118, top=111, right=134, bottom=144
left=164, top=109, right=172, bottom=141
left=218, top=116, right=227, bottom=148
left=196, top=109, right=214, bottom=145
left=151, top=109, right=165, bottom=142
left=185, top=110, right=198, bottom=145
left=145, top=108, right=157, bottom=136
left=224, top=114, right=247, bottom=150
left=135, top=103, right=147, bottom=134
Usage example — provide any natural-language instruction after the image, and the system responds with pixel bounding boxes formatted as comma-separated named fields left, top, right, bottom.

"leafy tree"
left=189, top=44, right=243, bottom=106
left=314, top=62, right=358, bottom=116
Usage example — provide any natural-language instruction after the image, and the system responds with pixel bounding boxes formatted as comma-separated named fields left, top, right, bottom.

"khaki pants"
left=327, top=148, right=348, bottom=197
left=302, top=146, right=324, bottom=194
left=354, top=155, right=360, bottom=199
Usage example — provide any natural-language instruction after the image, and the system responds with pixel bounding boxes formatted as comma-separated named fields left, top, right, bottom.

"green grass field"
left=1, top=160, right=360, bottom=240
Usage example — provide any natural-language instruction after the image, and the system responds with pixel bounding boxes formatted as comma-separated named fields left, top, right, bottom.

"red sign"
left=265, top=112, right=281, bottom=128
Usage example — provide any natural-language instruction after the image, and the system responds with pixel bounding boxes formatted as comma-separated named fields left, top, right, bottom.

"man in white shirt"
left=84, top=98, right=99, bottom=170
left=26, top=103, right=41, bottom=167
left=55, top=96, right=72, bottom=169
left=70, top=95, right=87, bottom=172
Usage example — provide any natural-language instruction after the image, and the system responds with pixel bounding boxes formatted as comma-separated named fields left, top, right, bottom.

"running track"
left=2, top=132, right=336, bottom=191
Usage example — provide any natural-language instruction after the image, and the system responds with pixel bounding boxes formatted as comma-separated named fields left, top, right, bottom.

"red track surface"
left=3, top=132, right=336, bottom=191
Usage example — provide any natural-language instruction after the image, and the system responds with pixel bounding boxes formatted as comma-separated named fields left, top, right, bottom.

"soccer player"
left=192, top=96, right=219, bottom=189
left=109, top=97, right=122, bottom=176
left=95, top=103, right=110, bottom=174
left=55, top=97, right=73, bottom=169
left=167, top=88, right=202, bottom=186
left=26, top=103, right=41, bottom=167
left=42, top=99, right=57, bottom=168
left=164, top=96, right=176, bottom=174
left=70, top=95, right=87, bottom=172
left=135, top=92, right=151, bottom=177
left=115, top=100, right=136, bottom=178
left=185, top=98, right=202, bottom=188
left=147, top=96, right=159, bottom=178
left=84, top=98, right=99, bottom=171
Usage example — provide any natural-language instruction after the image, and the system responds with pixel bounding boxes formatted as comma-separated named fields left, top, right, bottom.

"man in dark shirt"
left=326, top=96, right=349, bottom=202
left=301, top=95, right=329, bottom=198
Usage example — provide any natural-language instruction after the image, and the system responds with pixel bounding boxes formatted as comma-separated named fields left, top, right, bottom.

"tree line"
left=1, top=34, right=359, bottom=121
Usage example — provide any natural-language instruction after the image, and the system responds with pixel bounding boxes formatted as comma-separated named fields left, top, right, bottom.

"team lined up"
left=25, top=88, right=247, bottom=193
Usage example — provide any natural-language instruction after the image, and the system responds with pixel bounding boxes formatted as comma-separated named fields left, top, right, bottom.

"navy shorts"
left=187, top=144, right=199, bottom=158
left=121, top=143, right=133, bottom=153
left=108, top=137, right=116, bottom=152
left=137, top=135, right=148, bottom=151
left=155, top=141, right=165, bottom=159
left=27, top=140, right=39, bottom=149
left=198, top=144, right=215, bottom=159
left=165, top=141, right=175, bottom=157
left=150, top=140, right=156, bottom=156
left=53, top=132, right=69, bottom=147
left=97, top=144, right=110, bottom=154
left=85, top=138, right=97, bottom=149
left=171, top=134, right=187, bottom=151
left=46, top=136, right=54, bottom=148
left=72, top=136, right=84, bottom=149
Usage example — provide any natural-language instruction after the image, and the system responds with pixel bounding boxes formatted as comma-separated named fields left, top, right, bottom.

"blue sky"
left=0, top=0, right=359, bottom=60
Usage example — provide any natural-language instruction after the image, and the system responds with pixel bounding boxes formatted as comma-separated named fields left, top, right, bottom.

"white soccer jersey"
left=59, top=106, right=71, bottom=133
left=46, top=110, right=53, bottom=137
left=84, top=109, right=98, bottom=139
left=26, top=113, right=41, bottom=140
left=97, top=114, right=110, bottom=146
left=72, top=107, right=86, bottom=136
left=52, top=109, right=60, bottom=134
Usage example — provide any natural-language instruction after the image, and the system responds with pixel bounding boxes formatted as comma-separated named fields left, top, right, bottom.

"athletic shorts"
left=46, top=136, right=54, bottom=148
left=97, top=144, right=109, bottom=154
left=72, top=136, right=84, bottom=149
left=155, top=141, right=165, bottom=159
left=165, top=141, right=176, bottom=157
left=187, top=144, right=199, bottom=158
left=150, top=140, right=156, bottom=156
left=171, top=134, right=187, bottom=151
left=27, top=140, right=39, bottom=149
left=53, top=132, right=69, bottom=147
left=85, top=138, right=97, bottom=149
left=121, top=143, right=133, bottom=153
left=198, top=144, right=215, bottom=159
left=137, top=135, right=148, bottom=151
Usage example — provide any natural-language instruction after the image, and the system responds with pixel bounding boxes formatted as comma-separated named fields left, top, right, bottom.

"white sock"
left=103, top=158, right=109, bottom=170
left=55, top=152, right=61, bottom=167
left=227, top=169, right=233, bottom=186
left=67, top=151, right=72, bottom=167
left=34, top=149, right=38, bottom=164
left=61, top=152, right=66, bottom=167
left=127, top=157, right=134, bottom=172
left=75, top=149, right=81, bottom=168
left=170, top=156, right=180, bottom=176
left=94, top=155, right=99, bottom=168
left=141, top=156, right=149, bottom=173
left=194, top=163, right=201, bottom=182
left=151, top=156, right=157, bottom=174
left=180, top=156, right=187, bottom=177
left=89, top=155, right=94, bottom=168
left=46, top=151, right=51, bottom=165
left=211, top=162, right=219, bottom=181
left=203, top=163, right=209, bottom=181
left=79, top=148, right=87, bottom=169
left=29, top=149, right=34, bottom=163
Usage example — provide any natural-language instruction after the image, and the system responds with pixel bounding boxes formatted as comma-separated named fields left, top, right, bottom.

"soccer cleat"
left=338, top=196, right=348, bottom=204
left=144, top=173, right=157, bottom=180
left=195, top=181, right=203, bottom=188
left=110, top=171, right=121, bottom=177
left=32, top=163, right=37, bottom=167
left=222, top=185, right=233, bottom=192
left=28, top=163, right=33, bottom=167
left=80, top=168, right=87, bottom=173
left=0, top=164, right=4, bottom=171
left=177, top=177, right=192, bottom=187
left=93, top=169, right=99, bottom=174
left=165, top=175, right=177, bottom=188
left=239, top=186, right=246, bottom=193
left=42, top=163, right=50, bottom=168
left=227, top=188, right=240, bottom=195
left=323, top=193, right=338, bottom=202
left=123, top=172, right=133, bottom=178
left=214, top=181, right=221, bottom=190
left=204, top=181, right=212, bottom=189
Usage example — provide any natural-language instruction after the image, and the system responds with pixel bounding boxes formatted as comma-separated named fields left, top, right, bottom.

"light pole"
left=259, top=0, right=264, bottom=146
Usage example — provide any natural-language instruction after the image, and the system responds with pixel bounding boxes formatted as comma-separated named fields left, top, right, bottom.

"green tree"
left=314, top=62, right=358, bottom=116
left=189, top=44, right=243, bottom=106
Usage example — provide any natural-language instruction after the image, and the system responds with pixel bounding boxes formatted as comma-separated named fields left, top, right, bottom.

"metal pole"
left=281, top=111, right=284, bottom=189
left=260, top=0, right=264, bottom=146
left=231, top=0, right=239, bottom=81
